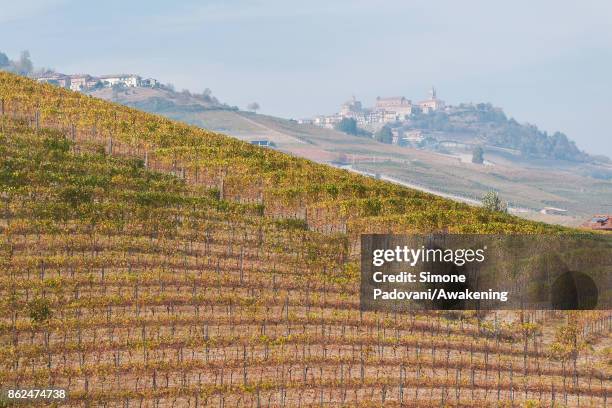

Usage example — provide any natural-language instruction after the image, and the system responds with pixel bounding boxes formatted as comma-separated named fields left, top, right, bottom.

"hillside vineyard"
left=0, top=71, right=610, bottom=407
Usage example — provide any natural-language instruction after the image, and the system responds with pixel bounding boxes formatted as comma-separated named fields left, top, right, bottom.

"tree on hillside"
left=337, top=153, right=351, bottom=165
left=407, top=103, right=591, bottom=162
left=28, top=298, right=52, bottom=324
left=375, top=126, right=393, bottom=144
left=472, top=146, right=484, bottom=164
left=482, top=191, right=508, bottom=213
left=201, top=88, right=213, bottom=102
left=247, top=102, right=260, bottom=113
left=335, top=118, right=358, bottom=135
left=0, top=52, right=9, bottom=68
left=15, top=50, right=33, bottom=75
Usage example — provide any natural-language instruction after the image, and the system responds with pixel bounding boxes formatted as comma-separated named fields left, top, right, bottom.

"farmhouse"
left=582, top=215, right=612, bottom=231
left=100, top=74, right=141, bottom=88
left=36, top=73, right=71, bottom=88
left=69, top=74, right=95, bottom=91
left=140, top=77, right=159, bottom=88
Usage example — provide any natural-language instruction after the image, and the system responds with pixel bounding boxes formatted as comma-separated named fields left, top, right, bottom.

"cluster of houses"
left=35, top=72, right=159, bottom=92
left=300, top=87, right=446, bottom=130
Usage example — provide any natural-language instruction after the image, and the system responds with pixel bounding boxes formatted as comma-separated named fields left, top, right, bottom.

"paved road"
left=340, top=165, right=532, bottom=214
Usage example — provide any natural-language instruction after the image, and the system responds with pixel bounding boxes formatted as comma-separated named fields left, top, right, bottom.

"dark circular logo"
left=551, top=271, right=598, bottom=310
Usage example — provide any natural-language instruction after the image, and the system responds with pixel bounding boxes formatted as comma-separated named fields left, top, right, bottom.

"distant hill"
left=86, top=86, right=237, bottom=113
left=0, top=49, right=237, bottom=114
left=405, top=103, right=603, bottom=163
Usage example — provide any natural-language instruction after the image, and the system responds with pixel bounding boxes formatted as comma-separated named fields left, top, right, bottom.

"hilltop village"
left=304, top=87, right=444, bottom=127
left=298, top=88, right=591, bottom=168
left=34, top=72, right=160, bottom=91
left=300, top=88, right=452, bottom=145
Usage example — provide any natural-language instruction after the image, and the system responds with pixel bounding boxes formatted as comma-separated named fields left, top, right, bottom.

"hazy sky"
left=2, top=0, right=611, bottom=156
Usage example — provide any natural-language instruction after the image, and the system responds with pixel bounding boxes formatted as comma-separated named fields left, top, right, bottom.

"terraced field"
left=0, top=72, right=610, bottom=407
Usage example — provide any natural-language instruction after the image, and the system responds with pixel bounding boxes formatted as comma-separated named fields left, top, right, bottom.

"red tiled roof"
left=582, top=214, right=612, bottom=230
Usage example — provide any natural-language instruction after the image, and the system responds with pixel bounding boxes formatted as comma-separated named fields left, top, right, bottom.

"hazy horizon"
left=1, top=0, right=611, bottom=156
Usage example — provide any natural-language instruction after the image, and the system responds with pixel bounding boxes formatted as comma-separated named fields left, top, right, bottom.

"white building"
left=403, top=130, right=424, bottom=143
left=69, top=74, right=94, bottom=91
left=100, top=74, right=141, bottom=88
left=314, top=114, right=341, bottom=129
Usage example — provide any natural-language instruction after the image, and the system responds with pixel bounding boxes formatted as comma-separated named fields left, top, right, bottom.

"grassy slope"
left=2, top=72, right=609, bottom=407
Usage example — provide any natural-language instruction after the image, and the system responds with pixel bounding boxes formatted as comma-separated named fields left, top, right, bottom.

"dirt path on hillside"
left=237, top=114, right=307, bottom=145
